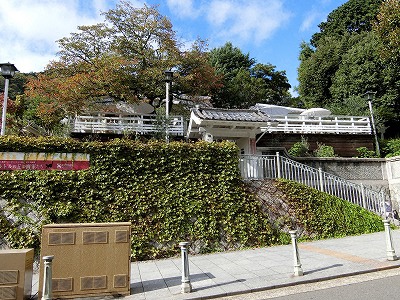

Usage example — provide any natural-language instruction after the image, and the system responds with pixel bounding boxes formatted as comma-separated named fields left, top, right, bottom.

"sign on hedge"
left=0, top=152, right=90, bottom=170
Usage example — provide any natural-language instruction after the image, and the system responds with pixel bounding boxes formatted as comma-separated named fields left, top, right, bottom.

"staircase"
left=239, top=153, right=389, bottom=216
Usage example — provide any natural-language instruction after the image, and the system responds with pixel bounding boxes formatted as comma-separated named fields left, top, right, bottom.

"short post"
left=383, top=220, right=398, bottom=261
left=179, top=242, right=192, bottom=293
left=289, top=230, right=303, bottom=276
left=41, top=255, right=54, bottom=300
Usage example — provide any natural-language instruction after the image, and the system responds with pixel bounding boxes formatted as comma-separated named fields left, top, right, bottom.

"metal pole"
left=383, top=220, right=397, bottom=261
left=1, top=78, right=9, bottom=135
left=179, top=242, right=192, bottom=293
left=289, top=230, right=303, bottom=276
left=41, top=255, right=54, bottom=300
left=368, top=100, right=380, bottom=157
left=165, top=81, right=170, bottom=143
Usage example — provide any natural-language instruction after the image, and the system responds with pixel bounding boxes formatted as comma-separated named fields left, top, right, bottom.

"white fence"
left=263, top=115, right=371, bottom=134
left=239, top=153, right=387, bottom=215
left=70, top=114, right=185, bottom=136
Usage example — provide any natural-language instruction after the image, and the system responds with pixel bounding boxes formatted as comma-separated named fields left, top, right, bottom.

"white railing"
left=239, top=154, right=387, bottom=215
left=70, top=113, right=185, bottom=136
left=263, top=115, right=371, bottom=134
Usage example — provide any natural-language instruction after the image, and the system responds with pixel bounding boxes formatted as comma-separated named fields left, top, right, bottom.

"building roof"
left=251, top=103, right=305, bottom=116
left=191, top=107, right=272, bottom=122
left=187, top=107, right=275, bottom=139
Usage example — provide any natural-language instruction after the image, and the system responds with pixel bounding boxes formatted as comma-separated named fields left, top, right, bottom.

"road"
left=219, top=267, right=400, bottom=300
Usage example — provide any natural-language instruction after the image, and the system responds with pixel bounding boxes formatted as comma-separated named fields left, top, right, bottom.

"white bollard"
left=179, top=242, right=192, bottom=293
left=383, top=220, right=398, bottom=261
left=289, top=230, right=303, bottom=276
left=41, top=255, right=54, bottom=300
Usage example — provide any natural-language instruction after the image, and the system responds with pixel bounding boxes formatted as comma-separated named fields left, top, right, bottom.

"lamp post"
left=164, top=70, right=173, bottom=143
left=1, top=63, right=18, bottom=136
left=365, top=91, right=380, bottom=157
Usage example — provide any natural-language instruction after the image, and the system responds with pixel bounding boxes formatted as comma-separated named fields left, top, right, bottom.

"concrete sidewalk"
left=31, top=230, right=400, bottom=300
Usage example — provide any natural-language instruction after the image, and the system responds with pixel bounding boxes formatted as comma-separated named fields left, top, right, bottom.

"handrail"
left=261, top=115, right=371, bottom=134
left=70, top=113, right=185, bottom=136
left=239, top=154, right=387, bottom=216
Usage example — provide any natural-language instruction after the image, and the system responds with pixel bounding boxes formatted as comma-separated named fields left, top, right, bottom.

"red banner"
left=0, top=152, right=90, bottom=171
left=0, top=160, right=89, bottom=170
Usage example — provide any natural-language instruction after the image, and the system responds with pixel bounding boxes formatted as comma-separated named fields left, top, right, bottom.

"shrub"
left=356, top=146, right=379, bottom=158
left=314, top=143, right=336, bottom=157
left=288, top=136, right=310, bottom=157
left=274, top=179, right=383, bottom=238
left=382, top=139, right=400, bottom=157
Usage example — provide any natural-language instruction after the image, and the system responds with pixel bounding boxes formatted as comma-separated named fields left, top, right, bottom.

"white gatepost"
left=318, top=167, right=324, bottom=192
left=276, top=152, right=281, bottom=178
left=360, top=183, right=367, bottom=209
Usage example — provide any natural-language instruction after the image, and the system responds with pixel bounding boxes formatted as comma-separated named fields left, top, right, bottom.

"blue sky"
left=0, top=0, right=347, bottom=95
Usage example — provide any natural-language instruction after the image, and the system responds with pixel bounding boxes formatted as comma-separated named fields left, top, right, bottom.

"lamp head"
left=0, top=63, right=18, bottom=79
left=164, top=70, right=173, bottom=82
left=364, top=90, right=376, bottom=101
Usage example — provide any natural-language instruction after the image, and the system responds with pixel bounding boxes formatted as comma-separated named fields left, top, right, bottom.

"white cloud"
left=166, top=0, right=199, bottom=18
left=0, top=0, right=113, bottom=73
left=300, top=11, right=319, bottom=33
left=206, top=0, right=291, bottom=45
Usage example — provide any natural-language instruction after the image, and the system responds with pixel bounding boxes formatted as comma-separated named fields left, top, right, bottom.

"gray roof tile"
left=193, top=108, right=271, bottom=122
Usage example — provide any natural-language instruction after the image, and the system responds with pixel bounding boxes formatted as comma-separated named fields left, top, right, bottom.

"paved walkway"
left=32, top=230, right=400, bottom=300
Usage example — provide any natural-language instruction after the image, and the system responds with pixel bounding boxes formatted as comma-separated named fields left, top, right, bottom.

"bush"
left=356, top=146, right=378, bottom=158
left=288, top=136, right=310, bottom=157
left=314, top=143, right=336, bottom=157
left=382, top=139, right=400, bottom=157
left=275, top=179, right=383, bottom=238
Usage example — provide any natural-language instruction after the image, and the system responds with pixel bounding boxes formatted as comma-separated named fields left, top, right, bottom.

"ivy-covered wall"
left=0, top=136, right=278, bottom=260
left=0, top=137, right=385, bottom=261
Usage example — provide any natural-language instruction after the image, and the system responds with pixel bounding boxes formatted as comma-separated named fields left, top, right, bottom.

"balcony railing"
left=263, top=115, right=371, bottom=134
left=70, top=113, right=185, bottom=136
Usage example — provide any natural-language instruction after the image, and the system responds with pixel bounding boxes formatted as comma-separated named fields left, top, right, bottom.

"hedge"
left=0, top=136, right=277, bottom=260
left=275, top=179, right=384, bottom=238
left=0, top=136, right=385, bottom=261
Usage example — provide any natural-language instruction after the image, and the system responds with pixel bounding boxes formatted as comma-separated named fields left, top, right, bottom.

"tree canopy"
left=18, top=1, right=292, bottom=135
left=298, top=0, right=400, bottom=138
left=208, top=42, right=291, bottom=108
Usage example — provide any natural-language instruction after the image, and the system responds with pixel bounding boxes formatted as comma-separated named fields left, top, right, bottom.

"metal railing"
left=70, top=113, right=185, bottom=136
left=262, top=115, right=371, bottom=134
left=239, top=153, right=387, bottom=215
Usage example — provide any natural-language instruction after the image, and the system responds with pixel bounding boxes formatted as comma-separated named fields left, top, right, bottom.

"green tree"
left=298, top=0, right=400, bottom=137
left=209, top=42, right=291, bottom=108
left=0, top=72, right=32, bottom=100
left=311, top=0, right=382, bottom=47
left=373, top=0, right=400, bottom=64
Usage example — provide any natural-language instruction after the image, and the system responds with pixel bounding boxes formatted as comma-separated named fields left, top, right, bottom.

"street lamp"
left=164, top=70, right=173, bottom=142
left=0, top=63, right=18, bottom=136
left=365, top=90, right=380, bottom=157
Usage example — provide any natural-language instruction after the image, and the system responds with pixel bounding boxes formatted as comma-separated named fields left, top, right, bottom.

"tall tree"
left=208, top=42, right=291, bottom=108
left=373, top=0, right=400, bottom=64
left=174, top=39, right=223, bottom=100
left=298, top=0, right=400, bottom=137
left=311, top=0, right=382, bottom=47
left=26, top=2, right=181, bottom=114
